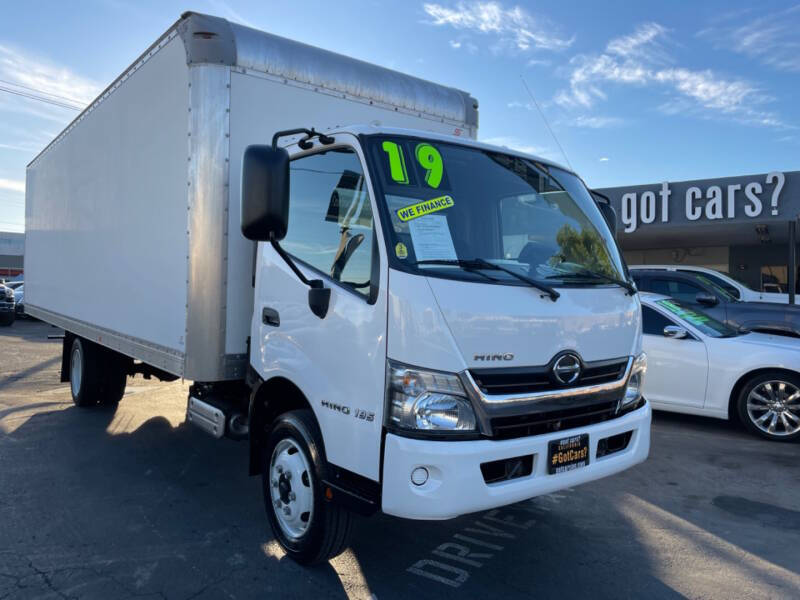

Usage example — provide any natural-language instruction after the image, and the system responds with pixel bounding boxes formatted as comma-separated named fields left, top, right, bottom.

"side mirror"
left=663, top=325, right=688, bottom=339
left=695, top=292, right=718, bottom=307
left=241, top=145, right=289, bottom=241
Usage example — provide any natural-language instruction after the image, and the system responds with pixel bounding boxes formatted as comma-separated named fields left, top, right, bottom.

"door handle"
left=262, top=307, right=280, bottom=327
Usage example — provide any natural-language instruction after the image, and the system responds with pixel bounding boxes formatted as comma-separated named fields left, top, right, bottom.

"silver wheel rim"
left=269, top=438, right=314, bottom=540
left=70, top=344, right=82, bottom=398
left=747, top=380, right=800, bottom=437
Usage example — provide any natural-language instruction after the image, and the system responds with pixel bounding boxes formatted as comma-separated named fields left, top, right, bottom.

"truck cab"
left=241, top=125, right=650, bottom=559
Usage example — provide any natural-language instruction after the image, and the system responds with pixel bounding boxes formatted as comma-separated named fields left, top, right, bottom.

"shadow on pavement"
left=1, top=398, right=798, bottom=599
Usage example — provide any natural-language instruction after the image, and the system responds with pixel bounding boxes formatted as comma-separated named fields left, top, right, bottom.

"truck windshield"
left=366, top=135, right=625, bottom=286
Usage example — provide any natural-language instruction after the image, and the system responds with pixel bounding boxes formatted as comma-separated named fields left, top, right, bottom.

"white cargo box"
left=25, top=12, right=478, bottom=381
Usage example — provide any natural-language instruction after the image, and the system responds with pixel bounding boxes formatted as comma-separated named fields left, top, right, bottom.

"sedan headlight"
left=386, top=360, right=477, bottom=434
left=622, top=352, right=647, bottom=408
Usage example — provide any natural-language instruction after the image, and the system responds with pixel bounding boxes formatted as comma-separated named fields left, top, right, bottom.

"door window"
left=651, top=278, right=705, bottom=303
left=642, top=306, right=675, bottom=336
left=681, top=271, right=739, bottom=298
left=283, top=148, right=375, bottom=298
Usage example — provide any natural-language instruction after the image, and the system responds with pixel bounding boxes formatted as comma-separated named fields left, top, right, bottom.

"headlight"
left=386, top=360, right=477, bottom=434
left=622, top=352, right=647, bottom=408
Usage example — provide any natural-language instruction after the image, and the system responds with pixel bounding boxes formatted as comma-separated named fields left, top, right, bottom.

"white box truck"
left=25, top=12, right=650, bottom=564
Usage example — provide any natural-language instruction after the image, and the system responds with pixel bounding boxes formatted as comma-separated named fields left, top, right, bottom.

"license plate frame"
left=547, top=433, right=590, bottom=475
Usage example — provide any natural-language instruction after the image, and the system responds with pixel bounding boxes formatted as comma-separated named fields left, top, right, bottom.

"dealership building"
left=0, top=231, right=24, bottom=280
left=597, top=169, right=800, bottom=295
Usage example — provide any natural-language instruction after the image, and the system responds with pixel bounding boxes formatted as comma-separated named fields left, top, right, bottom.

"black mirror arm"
left=271, top=128, right=335, bottom=150
left=269, top=234, right=331, bottom=319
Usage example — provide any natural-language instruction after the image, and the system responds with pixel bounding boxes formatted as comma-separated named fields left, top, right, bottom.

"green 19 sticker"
left=381, top=141, right=444, bottom=189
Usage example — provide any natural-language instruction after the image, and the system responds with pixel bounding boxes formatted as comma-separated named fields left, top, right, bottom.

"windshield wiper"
left=546, top=269, right=637, bottom=295
left=412, top=259, right=560, bottom=301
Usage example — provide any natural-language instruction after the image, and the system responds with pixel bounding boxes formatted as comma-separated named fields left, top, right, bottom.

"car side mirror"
left=663, top=325, right=688, bottom=339
left=241, top=145, right=289, bottom=241
left=695, top=292, right=718, bottom=306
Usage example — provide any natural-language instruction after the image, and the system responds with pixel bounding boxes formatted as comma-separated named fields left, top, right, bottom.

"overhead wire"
left=520, top=75, right=573, bottom=171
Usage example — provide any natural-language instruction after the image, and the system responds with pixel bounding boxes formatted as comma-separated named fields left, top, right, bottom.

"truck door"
left=253, top=140, right=387, bottom=481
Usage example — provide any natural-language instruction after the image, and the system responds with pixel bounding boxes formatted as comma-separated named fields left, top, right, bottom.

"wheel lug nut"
left=271, top=479, right=278, bottom=487
left=277, top=465, right=283, bottom=474
left=283, top=506, right=291, bottom=515
left=285, top=471, right=292, bottom=480
left=289, top=492, right=296, bottom=501
left=274, top=500, right=281, bottom=508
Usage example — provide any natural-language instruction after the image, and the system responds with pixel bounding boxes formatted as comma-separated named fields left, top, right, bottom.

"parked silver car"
left=0, top=284, right=15, bottom=326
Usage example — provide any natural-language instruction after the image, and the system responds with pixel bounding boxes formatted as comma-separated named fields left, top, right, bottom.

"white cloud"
left=554, top=22, right=787, bottom=128
left=526, top=58, right=551, bottom=67
left=0, top=45, right=100, bottom=107
left=449, top=40, right=462, bottom=49
left=0, top=178, right=24, bottom=193
left=569, top=115, right=624, bottom=128
left=606, top=22, right=669, bottom=61
left=423, top=2, right=573, bottom=52
left=507, top=100, right=533, bottom=110
left=207, top=0, right=256, bottom=28
left=699, top=5, right=800, bottom=72
left=481, top=136, right=553, bottom=158
left=599, top=157, right=610, bottom=162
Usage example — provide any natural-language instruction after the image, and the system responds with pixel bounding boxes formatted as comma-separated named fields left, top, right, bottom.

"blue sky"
left=1, top=0, right=798, bottom=233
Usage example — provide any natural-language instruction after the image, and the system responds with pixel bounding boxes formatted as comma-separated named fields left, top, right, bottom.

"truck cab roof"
left=286, top=124, right=572, bottom=175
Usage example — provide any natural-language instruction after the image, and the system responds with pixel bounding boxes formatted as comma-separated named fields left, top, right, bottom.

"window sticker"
left=408, top=215, right=457, bottom=262
left=414, top=143, right=444, bottom=188
left=396, top=195, right=454, bottom=222
left=658, top=299, right=710, bottom=326
left=395, top=242, right=408, bottom=259
left=377, top=139, right=449, bottom=191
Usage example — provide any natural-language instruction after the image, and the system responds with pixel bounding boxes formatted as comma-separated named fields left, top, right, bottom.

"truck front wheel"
left=261, top=409, right=353, bottom=564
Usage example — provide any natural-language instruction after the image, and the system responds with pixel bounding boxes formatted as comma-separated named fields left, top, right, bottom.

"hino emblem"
left=552, top=353, right=581, bottom=385
left=474, top=353, right=514, bottom=362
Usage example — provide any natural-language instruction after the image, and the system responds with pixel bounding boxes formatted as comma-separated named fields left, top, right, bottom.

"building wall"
left=623, top=246, right=729, bottom=272
left=729, top=243, right=800, bottom=292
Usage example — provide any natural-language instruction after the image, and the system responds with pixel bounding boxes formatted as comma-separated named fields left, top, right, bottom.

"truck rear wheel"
left=69, top=337, right=128, bottom=407
left=261, top=409, right=353, bottom=564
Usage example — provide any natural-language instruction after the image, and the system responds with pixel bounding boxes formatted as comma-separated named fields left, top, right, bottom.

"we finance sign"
left=598, top=171, right=799, bottom=234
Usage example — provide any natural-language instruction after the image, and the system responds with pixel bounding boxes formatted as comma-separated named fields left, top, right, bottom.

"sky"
left=1, top=0, right=798, bottom=233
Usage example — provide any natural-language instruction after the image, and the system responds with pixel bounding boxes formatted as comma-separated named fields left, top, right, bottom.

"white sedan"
left=640, top=293, right=800, bottom=442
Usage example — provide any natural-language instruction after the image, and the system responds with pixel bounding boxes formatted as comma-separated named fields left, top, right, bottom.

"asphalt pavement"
left=1, top=319, right=799, bottom=599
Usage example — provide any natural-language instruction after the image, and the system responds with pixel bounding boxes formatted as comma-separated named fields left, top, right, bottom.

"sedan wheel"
left=738, top=373, right=800, bottom=441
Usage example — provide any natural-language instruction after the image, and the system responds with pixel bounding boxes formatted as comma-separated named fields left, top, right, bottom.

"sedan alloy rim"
left=746, top=380, right=800, bottom=437
left=269, top=438, right=314, bottom=540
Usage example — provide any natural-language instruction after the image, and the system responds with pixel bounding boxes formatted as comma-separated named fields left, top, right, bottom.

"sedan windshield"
left=367, top=136, right=625, bottom=286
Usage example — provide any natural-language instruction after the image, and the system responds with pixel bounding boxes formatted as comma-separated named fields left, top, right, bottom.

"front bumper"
left=0, top=302, right=14, bottom=315
left=381, top=401, right=650, bottom=519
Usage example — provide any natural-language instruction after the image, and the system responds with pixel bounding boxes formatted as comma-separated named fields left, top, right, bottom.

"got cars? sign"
left=598, top=171, right=797, bottom=234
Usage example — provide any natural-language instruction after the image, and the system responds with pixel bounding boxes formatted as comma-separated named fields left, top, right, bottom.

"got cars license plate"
left=548, top=434, right=589, bottom=474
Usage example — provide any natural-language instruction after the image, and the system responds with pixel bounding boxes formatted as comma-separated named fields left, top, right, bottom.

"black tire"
left=736, top=371, right=800, bottom=442
left=69, top=338, right=128, bottom=407
left=99, top=351, right=128, bottom=406
left=0, top=313, right=14, bottom=326
left=69, top=337, right=103, bottom=407
left=261, top=409, right=353, bottom=564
